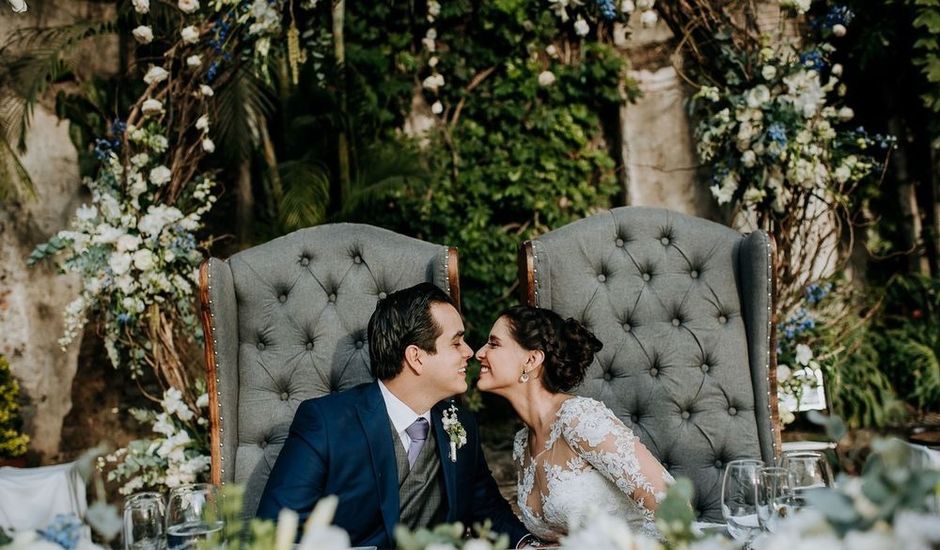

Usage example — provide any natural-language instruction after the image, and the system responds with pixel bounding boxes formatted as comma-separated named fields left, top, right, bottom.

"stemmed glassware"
left=165, top=484, right=223, bottom=550
left=123, top=492, right=166, bottom=550
left=721, top=459, right=764, bottom=544
left=756, top=467, right=796, bottom=534
left=782, top=451, right=834, bottom=506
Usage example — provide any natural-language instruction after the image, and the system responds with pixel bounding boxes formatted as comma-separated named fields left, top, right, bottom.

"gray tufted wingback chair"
left=518, top=207, right=782, bottom=522
left=198, top=224, right=460, bottom=515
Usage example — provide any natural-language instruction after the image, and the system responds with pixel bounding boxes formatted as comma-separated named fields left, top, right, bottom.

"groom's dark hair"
left=367, top=282, right=455, bottom=380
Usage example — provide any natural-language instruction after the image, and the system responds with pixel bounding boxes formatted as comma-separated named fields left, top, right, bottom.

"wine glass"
left=721, top=459, right=764, bottom=543
left=782, top=451, right=833, bottom=507
left=165, top=484, right=223, bottom=550
left=123, top=492, right=166, bottom=550
left=757, top=467, right=795, bottom=533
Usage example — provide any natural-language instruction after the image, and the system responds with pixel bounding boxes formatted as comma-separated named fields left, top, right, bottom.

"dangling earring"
left=519, top=369, right=529, bottom=383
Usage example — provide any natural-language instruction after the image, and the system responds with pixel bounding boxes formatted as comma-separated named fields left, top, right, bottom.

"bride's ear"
left=526, top=349, right=545, bottom=370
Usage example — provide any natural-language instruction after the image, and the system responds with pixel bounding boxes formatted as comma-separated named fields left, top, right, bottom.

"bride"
left=475, top=306, right=674, bottom=544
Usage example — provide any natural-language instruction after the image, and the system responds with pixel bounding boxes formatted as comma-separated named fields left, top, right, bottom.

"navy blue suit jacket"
left=256, top=381, right=527, bottom=549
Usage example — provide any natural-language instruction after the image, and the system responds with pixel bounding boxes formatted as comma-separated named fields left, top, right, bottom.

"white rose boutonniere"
left=441, top=403, right=467, bottom=463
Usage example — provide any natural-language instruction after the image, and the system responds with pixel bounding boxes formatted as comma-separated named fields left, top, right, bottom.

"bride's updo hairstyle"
left=500, top=305, right=603, bottom=393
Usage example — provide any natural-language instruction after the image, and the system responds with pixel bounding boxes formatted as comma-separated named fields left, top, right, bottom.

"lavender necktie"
left=405, top=417, right=430, bottom=468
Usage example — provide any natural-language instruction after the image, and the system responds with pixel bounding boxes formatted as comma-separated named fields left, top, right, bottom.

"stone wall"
left=0, top=2, right=117, bottom=461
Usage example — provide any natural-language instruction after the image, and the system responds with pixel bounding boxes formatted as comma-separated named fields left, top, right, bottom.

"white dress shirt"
left=378, top=380, right=432, bottom=450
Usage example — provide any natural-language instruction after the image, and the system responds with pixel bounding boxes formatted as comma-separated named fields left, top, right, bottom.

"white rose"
left=8, top=0, right=28, bottom=13
left=201, top=137, right=215, bottom=152
left=546, top=44, right=559, bottom=57
left=620, top=0, right=635, bottom=13
left=195, top=114, right=209, bottom=131
left=132, top=0, right=149, bottom=13
left=428, top=56, right=439, bottom=68
left=761, top=65, right=777, bottom=80
left=640, top=9, right=658, bottom=27
left=430, top=101, right=443, bottom=115
left=143, top=65, right=169, bottom=85
left=777, top=364, right=792, bottom=382
left=181, top=25, right=199, bottom=44
left=832, top=24, right=847, bottom=37
left=177, top=0, right=199, bottom=13
left=109, top=252, right=132, bottom=275
left=831, top=63, right=843, bottom=76
left=133, top=249, right=156, bottom=271
left=142, top=98, right=163, bottom=114
left=741, top=150, right=757, bottom=167
left=199, top=84, right=214, bottom=97
left=538, top=70, right=556, bottom=87
left=76, top=203, right=98, bottom=221
left=186, top=54, right=202, bottom=68
left=795, top=343, right=813, bottom=366
left=116, top=234, right=142, bottom=253
left=834, top=165, right=851, bottom=184
left=574, top=17, right=590, bottom=36
left=132, top=25, right=153, bottom=44
left=637, top=0, right=654, bottom=9
left=164, top=249, right=176, bottom=263
left=838, top=106, right=854, bottom=121
left=149, top=165, right=172, bottom=185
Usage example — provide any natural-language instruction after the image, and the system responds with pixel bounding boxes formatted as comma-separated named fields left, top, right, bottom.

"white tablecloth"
left=0, top=461, right=86, bottom=532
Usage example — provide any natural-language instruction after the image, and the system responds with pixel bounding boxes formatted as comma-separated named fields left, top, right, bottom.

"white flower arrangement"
left=691, top=32, right=889, bottom=214
left=30, top=125, right=216, bottom=377
left=97, top=385, right=210, bottom=495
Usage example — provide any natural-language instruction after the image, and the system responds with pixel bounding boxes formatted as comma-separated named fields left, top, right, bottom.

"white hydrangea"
left=132, top=25, right=153, bottom=44
left=574, top=17, right=590, bottom=36
left=149, top=165, right=172, bottom=186
left=181, top=25, right=199, bottom=44
left=143, top=65, right=168, bottom=85
left=132, top=0, right=149, bottom=13
left=177, top=0, right=199, bottom=13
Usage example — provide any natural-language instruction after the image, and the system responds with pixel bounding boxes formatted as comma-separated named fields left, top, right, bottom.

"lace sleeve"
left=559, top=398, right=673, bottom=514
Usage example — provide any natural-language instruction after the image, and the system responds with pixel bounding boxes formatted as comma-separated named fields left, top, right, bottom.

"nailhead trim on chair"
left=207, top=265, right=226, bottom=482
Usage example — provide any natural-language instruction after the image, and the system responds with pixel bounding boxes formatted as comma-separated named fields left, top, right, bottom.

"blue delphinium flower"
left=800, top=50, right=826, bottom=72
left=823, top=5, right=854, bottom=27
left=117, top=312, right=131, bottom=324
left=767, top=123, right=787, bottom=145
left=206, top=61, right=219, bottom=82
left=597, top=0, right=617, bottom=20
left=38, top=514, right=83, bottom=550
left=805, top=282, right=832, bottom=304
left=94, top=138, right=113, bottom=160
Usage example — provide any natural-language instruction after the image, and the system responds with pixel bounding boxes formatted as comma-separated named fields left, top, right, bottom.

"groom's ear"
left=404, top=344, right=424, bottom=374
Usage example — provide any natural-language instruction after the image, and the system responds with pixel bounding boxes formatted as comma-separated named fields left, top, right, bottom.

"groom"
left=256, top=283, right=528, bottom=548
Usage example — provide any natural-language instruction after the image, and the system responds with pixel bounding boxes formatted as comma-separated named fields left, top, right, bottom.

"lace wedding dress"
left=513, top=396, right=674, bottom=542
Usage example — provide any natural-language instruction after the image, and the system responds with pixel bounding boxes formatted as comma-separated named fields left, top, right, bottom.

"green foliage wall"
left=342, top=1, right=628, bottom=341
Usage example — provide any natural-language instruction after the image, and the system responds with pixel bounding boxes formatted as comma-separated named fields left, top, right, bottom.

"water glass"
left=783, top=451, right=833, bottom=506
left=165, top=484, right=223, bottom=550
left=123, top=492, right=166, bottom=550
left=757, top=467, right=795, bottom=533
left=721, top=459, right=764, bottom=543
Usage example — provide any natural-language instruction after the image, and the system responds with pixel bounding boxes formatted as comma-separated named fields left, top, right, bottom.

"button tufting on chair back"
left=198, top=223, right=459, bottom=515
left=518, top=207, right=781, bottom=522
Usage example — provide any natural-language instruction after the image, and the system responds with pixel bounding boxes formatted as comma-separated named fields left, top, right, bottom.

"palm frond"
left=213, top=64, right=275, bottom=162
left=0, top=22, right=115, bottom=152
left=0, top=133, right=34, bottom=202
left=277, top=158, right=331, bottom=231
left=339, top=143, right=428, bottom=218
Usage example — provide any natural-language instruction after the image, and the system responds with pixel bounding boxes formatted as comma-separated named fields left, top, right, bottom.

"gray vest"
left=390, top=419, right=446, bottom=530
